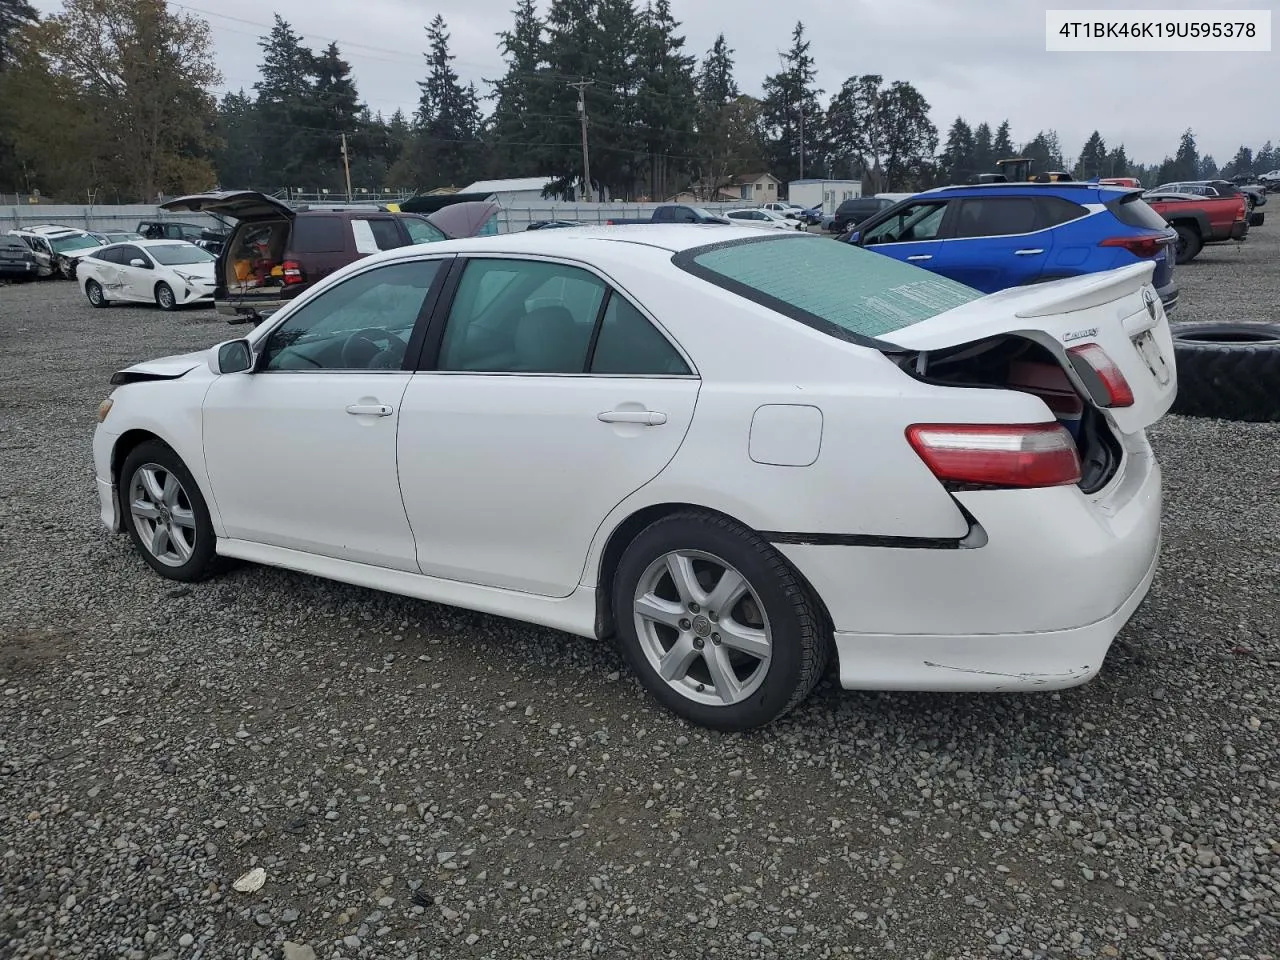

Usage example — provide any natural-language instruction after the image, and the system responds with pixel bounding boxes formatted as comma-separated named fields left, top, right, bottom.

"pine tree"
left=1075, top=130, right=1107, bottom=178
left=309, top=42, right=364, bottom=192
left=0, top=0, right=36, bottom=70
left=971, top=122, right=993, bottom=178
left=694, top=35, right=760, bottom=197
left=1107, top=144, right=1129, bottom=177
left=213, top=90, right=262, bottom=188
left=1173, top=129, right=1198, bottom=181
left=396, top=15, right=482, bottom=189
left=940, top=117, right=974, bottom=184
left=487, top=0, right=546, bottom=177
left=254, top=16, right=316, bottom=189
left=992, top=120, right=1014, bottom=158
left=761, top=22, right=822, bottom=184
left=633, top=0, right=696, bottom=199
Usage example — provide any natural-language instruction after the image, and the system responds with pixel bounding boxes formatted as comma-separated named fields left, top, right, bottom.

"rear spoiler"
left=1010, top=263, right=1156, bottom=319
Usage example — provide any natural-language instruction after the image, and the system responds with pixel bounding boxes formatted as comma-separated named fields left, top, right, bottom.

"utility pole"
left=799, top=103, right=805, bottom=180
left=569, top=80, right=594, bottom=202
left=340, top=132, right=353, bottom=203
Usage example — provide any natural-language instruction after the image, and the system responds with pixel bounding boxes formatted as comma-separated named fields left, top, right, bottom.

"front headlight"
left=97, top=398, right=113, bottom=422
left=174, top=271, right=195, bottom=283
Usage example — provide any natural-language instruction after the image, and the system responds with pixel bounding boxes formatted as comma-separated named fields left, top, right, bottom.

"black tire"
left=155, top=282, right=177, bottom=311
left=118, top=441, right=224, bottom=581
left=85, top=279, right=109, bottom=308
left=1173, top=224, right=1202, bottom=264
left=611, top=510, right=829, bottom=731
left=1249, top=211, right=1264, bottom=227
left=1170, top=322, right=1280, bottom=422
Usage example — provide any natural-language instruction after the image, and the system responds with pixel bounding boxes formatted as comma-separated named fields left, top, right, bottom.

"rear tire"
left=1173, top=225, right=1202, bottom=264
left=155, top=282, right=177, bottom=311
left=85, top=279, right=109, bottom=308
left=611, top=511, right=829, bottom=731
left=1171, top=322, right=1280, bottom=422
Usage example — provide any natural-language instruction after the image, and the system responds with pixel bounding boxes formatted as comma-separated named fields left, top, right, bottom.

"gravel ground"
left=1, top=236, right=1277, bottom=960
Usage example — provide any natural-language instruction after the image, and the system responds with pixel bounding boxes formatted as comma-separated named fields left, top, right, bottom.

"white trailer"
left=787, top=179, right=862, bottom=214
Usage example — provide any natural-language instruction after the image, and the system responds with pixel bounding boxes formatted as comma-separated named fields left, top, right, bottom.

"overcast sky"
left=34, top=0, right=1279, bottom=167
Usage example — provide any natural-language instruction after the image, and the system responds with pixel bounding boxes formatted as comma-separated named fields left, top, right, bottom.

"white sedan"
left=79, top=239, right=217, bottom=310
left=724, top=208, right=803, bottom=230
left=92, top=226, right=1175, bottom=730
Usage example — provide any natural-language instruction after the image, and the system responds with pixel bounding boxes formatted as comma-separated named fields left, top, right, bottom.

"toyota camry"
left=92, top=226, right=1175, bottom=730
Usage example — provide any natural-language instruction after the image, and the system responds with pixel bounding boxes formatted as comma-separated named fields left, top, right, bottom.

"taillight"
left=906, top=423, right=1082, bottom=489
left=282, top=260, right=304, bottom=285
left=1099, top=234, right=1167, bottom=258
left=1235, top=198, right=1247, bottom=221
left=1066, top=343, right=1135, bottom=407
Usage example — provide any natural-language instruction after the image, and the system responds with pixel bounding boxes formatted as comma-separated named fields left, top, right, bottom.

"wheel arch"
left=592, top=501, right=835, bottom=646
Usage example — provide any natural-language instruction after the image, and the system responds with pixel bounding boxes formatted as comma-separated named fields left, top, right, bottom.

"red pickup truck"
left=1143, top=191, right=1248, bottom=264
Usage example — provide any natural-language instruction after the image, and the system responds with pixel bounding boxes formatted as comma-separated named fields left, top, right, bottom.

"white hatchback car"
left=92, top=226, right=1175, bottom=730
left=724, top=209, right=802, bottom=231
left=79, top=239, right=217, bottom=310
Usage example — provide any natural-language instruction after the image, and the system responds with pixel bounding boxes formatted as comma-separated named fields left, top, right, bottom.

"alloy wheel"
left=632, top=549, right=773, bottom=707
left=128, top=463, right=197, bottom=567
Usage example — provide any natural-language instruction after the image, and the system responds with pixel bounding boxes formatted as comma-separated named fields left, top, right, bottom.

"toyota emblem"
left=1142, top=288, right=1158, bottom=321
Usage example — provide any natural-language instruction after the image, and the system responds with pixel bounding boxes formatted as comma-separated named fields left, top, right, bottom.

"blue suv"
left=845, top=183, right=1179, bottom=313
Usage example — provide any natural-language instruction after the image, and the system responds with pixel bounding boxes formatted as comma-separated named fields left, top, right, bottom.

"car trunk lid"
left=883, top=262, right=1176, bottom=436
left=161, top=191, right=295, bottom=221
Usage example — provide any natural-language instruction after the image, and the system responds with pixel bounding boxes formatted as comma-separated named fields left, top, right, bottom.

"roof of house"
left=459, top=177, right=556, bottom=195
left=731, top=173, right=780, bottom=185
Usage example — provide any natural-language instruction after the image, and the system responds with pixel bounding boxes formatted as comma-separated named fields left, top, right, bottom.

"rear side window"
left=677, top=235, right=981, bottom=342
left=351, top=218, right=404, bottom=254
left=291, top=216, right=346, bottom=254
left=1037, top=196, right=1090, bottom=227
left=951, top=197, right=1040, bottom=238
left=589, top=295, right=690, bottom=375
left=1108, top=194, right=1171, bottom=230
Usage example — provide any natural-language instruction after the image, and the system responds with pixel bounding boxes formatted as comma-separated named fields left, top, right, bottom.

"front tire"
left=155, top=282, right=177, bottom=311
left=85, top=279, right=109, bottom=308
left=612, top=511, right=828, bottom=731
left=119, top=441, right=223, bottom=581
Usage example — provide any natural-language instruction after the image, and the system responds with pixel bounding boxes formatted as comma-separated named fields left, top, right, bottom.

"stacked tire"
left=1170, top=322, right=1280, bottom=422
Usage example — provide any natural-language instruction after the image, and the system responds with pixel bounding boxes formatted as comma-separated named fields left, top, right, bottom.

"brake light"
left=906, top=423, right=1082, bottom=489
left=1066, top=343, right=1135, bottom=407
left=282, top=260, right=304, bottom=285
left=1099, top=234, right=1167, bottom=258
left=1235, top=198, right=1247, bottom=221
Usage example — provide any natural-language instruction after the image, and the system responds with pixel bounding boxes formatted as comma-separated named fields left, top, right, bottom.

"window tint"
left=951, top=197, right=1041, bottom=238
left=590, top=295, right=690, bottom=375
left=438, top=259, right=606, bottom=373
left=118, top=245, right=148, bottom=265
left=402, top=217, right=446, bottom=245
left=261, top=260, right=442, bottom=371
left=1107, top=194, right=1171, bottom=230
left=1037, top=196, right=1090, bottom=228
left=90, top=245, right=122, bottom=264
left=861, top=202, right=947, bottom=244
left=291, top=216, right=346, bottom=254
left=680, top=235, right=981, bottom=340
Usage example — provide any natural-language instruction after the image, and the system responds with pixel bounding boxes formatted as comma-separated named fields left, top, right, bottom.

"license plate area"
left=1132, top=329, right=1171, bottom=385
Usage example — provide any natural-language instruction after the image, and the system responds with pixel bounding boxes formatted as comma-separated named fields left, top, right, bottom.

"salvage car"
left=79, top=240, right=216, bottom=310
left=723, top=208, right=803, bottom=230
left=93, top=227, right=1175, bottom=730
left=8, top=225, right=104, bottom=279
left=157, top=192, right=485, bottom=322
left=0, top=235, right=40, bottom=281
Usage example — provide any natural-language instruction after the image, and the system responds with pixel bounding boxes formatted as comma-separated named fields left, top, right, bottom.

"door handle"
left=906, top=254, right=932, bottom=261
left=598, top=409, right=668, bottom=426
left=1014, top=248, right=1045, bottom=255
left=345, top=403, right=394, bottom=417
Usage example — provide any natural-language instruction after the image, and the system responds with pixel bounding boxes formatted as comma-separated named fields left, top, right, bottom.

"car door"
left=855, top=200, right=952, bottom=270
left=112, top=244, right=157, bottom=301
left=86, top=246, right=124, bottom=294
left=397, top=256, right=701, bottom=597
left=941, top=196, right=1055, bottom=292
left=200, top=256, right=450, bottom=570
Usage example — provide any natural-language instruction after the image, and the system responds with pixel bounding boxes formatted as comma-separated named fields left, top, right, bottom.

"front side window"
left=437, top=259, right=606, bottom=373
left=861, top=202, right=947, bottom=244
left=677, top=234, right=981, bottom=342
left=402, top=218, right=446, bottom=245
left=118, top=245, right=149, bottom=266
left=261, top=259, right=443, bottom=371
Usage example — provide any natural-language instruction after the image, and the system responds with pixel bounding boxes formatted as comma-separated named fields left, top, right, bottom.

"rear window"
left=675, top=235, right=982, bottom=342
left=291, top=216, right=346, bottom=254
left=1108, top=194, right=1171, bottom=230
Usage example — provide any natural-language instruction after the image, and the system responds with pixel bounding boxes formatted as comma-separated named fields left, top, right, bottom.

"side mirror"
left=129, top=258, right=149, bottom=268
left=210, top=338, right=254, bottom=375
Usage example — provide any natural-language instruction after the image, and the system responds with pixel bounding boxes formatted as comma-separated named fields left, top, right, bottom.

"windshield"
left=148, top=243, right=215, bottom=266
left=49, top=234, right=102, bottom=254
left=689, top=207, right=717, bottom=220
left=676, top=235, right=982, bottom=341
